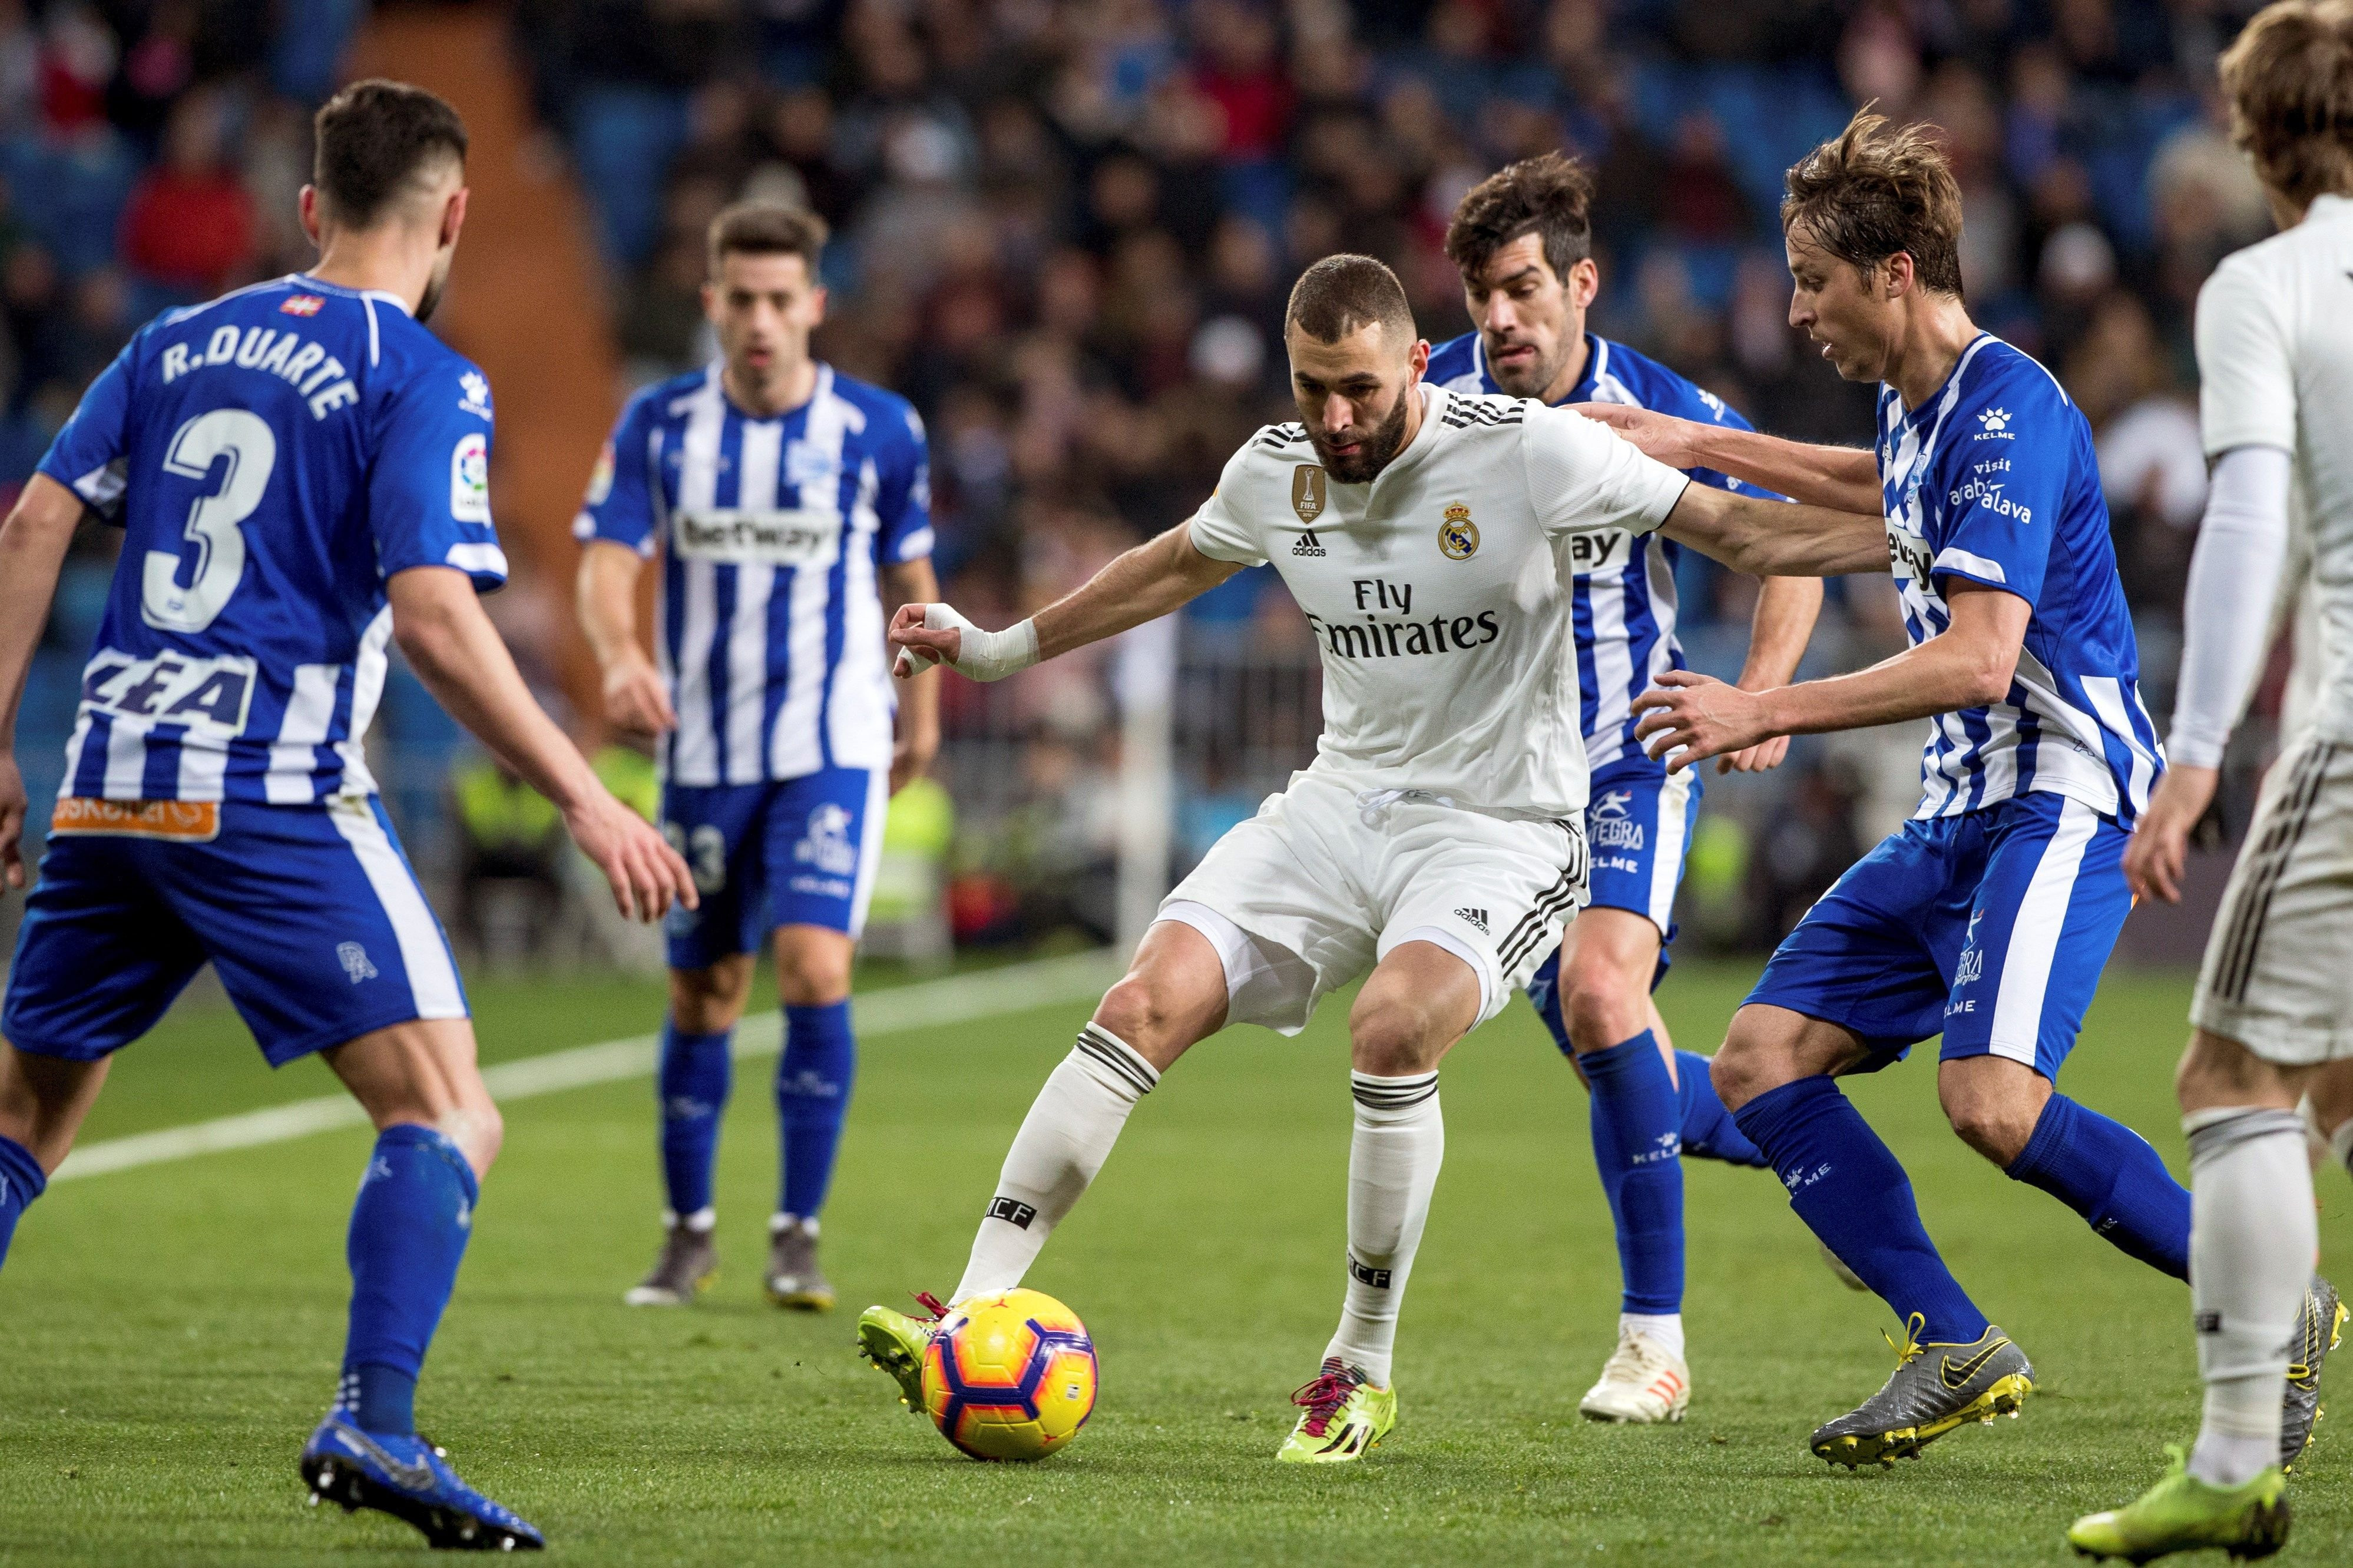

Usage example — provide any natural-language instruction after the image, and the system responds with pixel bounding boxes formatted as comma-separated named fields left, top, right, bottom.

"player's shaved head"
left=2222, top=0, right=2353, bottom=212
left=312, top=79, right=468, bottom=231
left=1284, top=256, right=1429, bottom=483
left=1286, top=254, right=1417, bottom=352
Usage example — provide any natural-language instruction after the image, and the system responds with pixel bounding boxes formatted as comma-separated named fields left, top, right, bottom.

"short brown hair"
left=2220, top=0, right=2353, bottom=209
left=707, top=201, right=829, bottom=276
left=1443, top=153, right=1596, bottom=283
left=1285, top=253, right=1415, bottom=345
left=1781, top=109, right=1965, bottom=297
left=313, top=79, right=467, bottom=229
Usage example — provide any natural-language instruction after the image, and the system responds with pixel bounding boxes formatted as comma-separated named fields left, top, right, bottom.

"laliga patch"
left=451, top=433, right=491, bottom=523
left=51, top=797, right=220, bottom=841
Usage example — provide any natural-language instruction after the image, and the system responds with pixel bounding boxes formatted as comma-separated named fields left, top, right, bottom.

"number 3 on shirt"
left=141, top=408, right=277, bottom=633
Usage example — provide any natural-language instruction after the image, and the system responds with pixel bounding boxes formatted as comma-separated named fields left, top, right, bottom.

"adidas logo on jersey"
left=1452, top=907, right=1488, bottom=933
left=1292, top=529, right=1325, bottom=557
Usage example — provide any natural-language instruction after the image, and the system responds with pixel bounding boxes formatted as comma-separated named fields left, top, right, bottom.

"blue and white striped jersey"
left=1878, top=334, right=2163, bottom=822
left=573, top=362, right=933, bottom=786
left=1426, top=331, right=1773, bottom=772
left=37, top=274, right=507, bottom=804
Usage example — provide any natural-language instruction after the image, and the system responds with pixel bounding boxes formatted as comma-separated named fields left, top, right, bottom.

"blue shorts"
left=4, top=797, right=468, bottom=1066
left=1743, top=791, right=2132, bottom=1080
left=661, top=766, right=888, bottom=970
left=1524, top=763, right=1699, bottom=1019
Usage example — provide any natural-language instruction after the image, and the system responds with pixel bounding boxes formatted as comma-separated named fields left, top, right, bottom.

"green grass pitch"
left=4, top=959, right=2350, bottom=1565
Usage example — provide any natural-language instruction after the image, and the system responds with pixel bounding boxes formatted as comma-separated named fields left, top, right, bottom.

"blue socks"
left=775, top=1002, right=855, bottom=1221
left=1675, top=1049, right=1765, bottom=1166
left=657, top=1022, right=734, bottom=1218
left=340, top=1125, right=477, bottom=1437
left=0, top=1133, right=45, bottom=1269
left=1735, top=1076, right=1991, bottom=1345
left=1583, top=1030, right=1686, bottom=1314
left=2007, top=1093, right=2191, bottom=1281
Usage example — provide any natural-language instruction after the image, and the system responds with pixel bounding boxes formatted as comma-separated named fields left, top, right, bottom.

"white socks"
left=1323, top=1071, right=1445, bottom=1388
left=952, top=1023, right=1158, bottom=1302
left=2185, top=1107, right=2315, bottom=1487
left=1622, top=1312, right=1686, bottom=1360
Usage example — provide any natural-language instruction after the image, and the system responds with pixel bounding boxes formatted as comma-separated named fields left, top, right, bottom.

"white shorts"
left=1157, top=774, right=1588, bottom=1035
left=2192, top=737, right=2353, bottom=1064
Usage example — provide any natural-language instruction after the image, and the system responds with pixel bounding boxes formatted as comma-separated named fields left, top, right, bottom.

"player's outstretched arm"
left=891, top=521, right=1242, bottom=681
left=879, top=556, right=941, bottom=793
left=1717, top=573, right=1825, bottom=774
left=575, top=538, right=676, bottom=738
left=1632, top=581, right=2029, bottom=771
left=1576, top=403, right=1882, bottom=515
left=1656, top=481, right=1887, bottom=579
left=388, top=565, right=696, bottom=922
left=0, top=475, right=82, bottom=888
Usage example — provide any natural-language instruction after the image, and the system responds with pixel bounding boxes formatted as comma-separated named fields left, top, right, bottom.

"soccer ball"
left=919, top=1288, right=1097, bottom=1461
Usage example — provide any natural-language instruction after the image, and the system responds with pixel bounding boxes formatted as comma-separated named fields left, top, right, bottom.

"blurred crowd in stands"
left=6, top=0, right=2289, bottom=962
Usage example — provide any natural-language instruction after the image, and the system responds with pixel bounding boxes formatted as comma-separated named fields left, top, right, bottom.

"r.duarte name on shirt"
left=671, top=508, right=842, bottom=566
left=158, top=324, right=360, bottom=421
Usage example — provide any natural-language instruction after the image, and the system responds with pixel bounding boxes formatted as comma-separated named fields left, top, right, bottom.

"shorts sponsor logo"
left=1591, top=788, right=1644, bottom=850
left=1348, top=1254, right=1393, bottom=1290
left=1438, top=503, right=1479, bottom=560
left=988, top=1196, right=1038, bottom=1229
left=793, top=803, right=859, bottom=877
left=50, top=797, right=221, bottom=841
left=337, top=942, right=379, bottom=984
left=1953, top=907, right=1986, bottom=987
left=1453, top=906, right=1488, bottom=933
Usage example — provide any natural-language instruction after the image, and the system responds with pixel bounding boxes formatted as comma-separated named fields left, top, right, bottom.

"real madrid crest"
left=1438, top=502, right=1479, bottom=560
left=1292, top=465, right=1327, bottom=525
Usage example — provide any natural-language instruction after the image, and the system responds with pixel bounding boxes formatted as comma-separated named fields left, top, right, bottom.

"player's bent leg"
left=1280, top=942, right=1474, bottom=1464
left=0, top=1041, right=109, bottom=1268
left=629, top=956, right=753, bottom=1307
left=770, top=924, right=856, bottom=1312
left=303, top=1016, right=540, bottom=1550
left=1715, top=1007, right=2028, bottom=1464
left=859, top=920, right=1230, bottom=1413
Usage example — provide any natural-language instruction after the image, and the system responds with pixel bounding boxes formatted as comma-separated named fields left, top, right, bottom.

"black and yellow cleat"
left=2281, top=1275, right=2344, bottom=1473
left=2068, top=1446, right=2289, bottom=1563
left=1809, top=1316, right=2033, bottom=1469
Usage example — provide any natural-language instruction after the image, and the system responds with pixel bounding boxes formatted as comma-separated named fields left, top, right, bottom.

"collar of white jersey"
left=288, top=273, right=412, bottom=316
left=2309, top=193, right=2353, bottom=226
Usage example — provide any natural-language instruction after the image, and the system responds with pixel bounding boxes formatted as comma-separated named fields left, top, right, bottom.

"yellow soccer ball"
left=920, top=1288, right=1097, bottom=1461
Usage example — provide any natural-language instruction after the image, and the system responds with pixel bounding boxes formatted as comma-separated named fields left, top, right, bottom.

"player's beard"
left=1310, top=387, right=1415, bottom=483
left=1481, top=331, right=1570, bottom=401
left=416, top=250, right=454, bottom=323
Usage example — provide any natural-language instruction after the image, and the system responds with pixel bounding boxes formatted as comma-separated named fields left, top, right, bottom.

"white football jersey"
left=1187, top=383, right=1690, bottom=818
left=2197, top=192, right=2353, bottom=750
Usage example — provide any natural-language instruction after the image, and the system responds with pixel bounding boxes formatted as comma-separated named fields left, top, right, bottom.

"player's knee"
left=1349, top=996, right=1445, bottom=1077
left=775, top=944, right=852, bottom=1007
left=668, top=959, right=753, bottom=1032
left=1557, top=962, right=1649, bottom=1055
left=442, top=1098, right=505, bottom=1177
left=1093, top=974, right=1180, bottom=1061
left=1940, top=1083, right=2037, bottom=1166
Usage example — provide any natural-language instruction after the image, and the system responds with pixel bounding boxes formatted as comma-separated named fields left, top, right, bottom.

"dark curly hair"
left=1442, top=153, right=1596, bottom=283
left=1781, top=108, right=1965, bottom=297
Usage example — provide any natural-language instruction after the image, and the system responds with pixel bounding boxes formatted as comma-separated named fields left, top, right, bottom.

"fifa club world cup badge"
left=1292, top=465, right=1327, bottom=524
left=1438, top=502, right=1480, bottom=560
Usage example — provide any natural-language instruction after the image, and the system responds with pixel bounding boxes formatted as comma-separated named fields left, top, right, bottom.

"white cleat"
left=1578, top=1327, right=1690, bottom=1424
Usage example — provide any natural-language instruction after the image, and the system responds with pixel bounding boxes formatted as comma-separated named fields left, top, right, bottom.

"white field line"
left=51, top=949, right=1119, bottom=1184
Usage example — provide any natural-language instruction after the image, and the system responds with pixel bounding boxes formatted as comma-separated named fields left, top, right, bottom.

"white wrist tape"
left=893, top=604, right=1040, bottom=682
